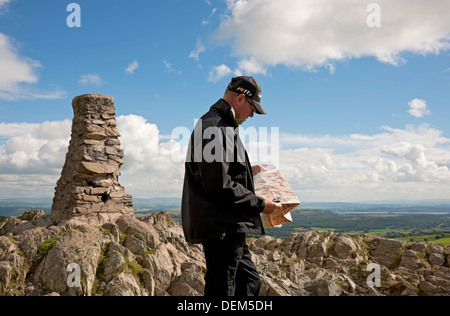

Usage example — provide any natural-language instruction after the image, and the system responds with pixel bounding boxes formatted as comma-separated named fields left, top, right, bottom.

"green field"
left=397, top=234, right=450, bottom=246
left=293, top=226, right=413, bottom=236
left=266, top=209, right=450, bottom=246
left=292, top=226, right=450, bottom=246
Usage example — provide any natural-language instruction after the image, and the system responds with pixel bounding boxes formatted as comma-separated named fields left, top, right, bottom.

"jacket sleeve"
left=197, top=127, right=265, bottom=215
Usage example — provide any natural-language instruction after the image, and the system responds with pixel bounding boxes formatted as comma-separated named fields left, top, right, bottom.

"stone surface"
left=1, top=210, right=449, bottom=296
left=50, top=94, right=134, bottom=225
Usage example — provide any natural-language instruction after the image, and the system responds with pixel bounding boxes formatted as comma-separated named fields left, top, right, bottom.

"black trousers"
left=202, top=233, right=261, bottom=297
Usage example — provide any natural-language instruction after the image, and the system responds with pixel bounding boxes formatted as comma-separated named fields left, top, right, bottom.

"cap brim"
left=253, top=100, right=268, bottom=115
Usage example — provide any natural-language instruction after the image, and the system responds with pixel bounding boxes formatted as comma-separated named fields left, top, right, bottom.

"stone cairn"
left=51, top=94, right=134, bottom=225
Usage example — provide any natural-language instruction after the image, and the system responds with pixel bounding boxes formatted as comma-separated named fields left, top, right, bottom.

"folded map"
left=254, top=164, right=301, bottom=228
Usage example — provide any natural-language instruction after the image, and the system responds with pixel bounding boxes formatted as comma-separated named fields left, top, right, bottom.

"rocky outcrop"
left=0, top=210, right=448, bottom=296
left=51, top=94, right=134, bottom=225
left=251, top=231, right=449, bottom=296
left=0, top=210, right=205, bottom=296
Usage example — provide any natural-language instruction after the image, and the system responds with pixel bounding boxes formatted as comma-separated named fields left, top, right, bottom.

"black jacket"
left=181, top=99, right=266, bottom=244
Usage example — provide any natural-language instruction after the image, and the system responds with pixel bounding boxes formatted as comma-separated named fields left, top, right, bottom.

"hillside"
left=1, top=209, right=448, bottom=296
left=265, top=209, right=450, bottom=242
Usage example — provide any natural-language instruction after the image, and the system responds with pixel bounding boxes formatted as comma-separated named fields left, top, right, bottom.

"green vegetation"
left=265, top=209, right=450, bottom=245
left=291, top=209, right=449, bottom=232
left=397, top=234, right=450, bottom=246
left=36, top=234, right=61, bottom=262
left=125, top=259, right=144, bottom=276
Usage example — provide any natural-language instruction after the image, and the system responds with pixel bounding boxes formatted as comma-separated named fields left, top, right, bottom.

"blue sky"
left=1, top=0, right=450, bottom=202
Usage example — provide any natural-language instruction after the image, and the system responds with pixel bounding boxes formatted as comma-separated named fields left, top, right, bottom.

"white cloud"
left=0, top=116, right=184, bottom=199
left=279, top=124, right=450, bottom=201
left=0, top=120, right=71, bottom=171
left=215, top=0, right=450, bottom=73
left=79, top=74, right=103, bottom=86
left=0, top=89, right=67, bottom=102
left=0, top=0, right=10, bottom=11
left=116, top=115, right=162, bottom=173
left=125, top=60, right=139, bottom=74
left=0, top=34, right=38, bottom=92
left=0, top=87, right=67, bottom=101
left=116, top=115, right=184, bottom=197
left=0, top=122, right=40, bottom=139
left=283, top=124, right=449, bottom=152
left=1, top=116, right=449, bottom=201
left=189, top=41, right=206, bottom=61
left=0, top=2, right=65, bottom=100
left=237, top=57, right=267, bottom=75
left=163, top=60, right=182, bottom=75
left=408, top=98, right=430, bottom=118
left=0, top=33, right=66, bottom=101
left=202, top=8, right=217, bottom=26
left=380, top=142, right=448, bottom=182
left=208, top=64, right=232, bottom=83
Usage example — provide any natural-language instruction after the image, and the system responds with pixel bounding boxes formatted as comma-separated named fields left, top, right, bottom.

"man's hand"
left=252, top=165, right=262, bottom=175
left=252, top=164, right=268, bottom=176
left=263, top=197, right=282, bottom=215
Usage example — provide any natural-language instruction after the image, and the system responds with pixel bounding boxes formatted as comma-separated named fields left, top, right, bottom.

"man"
left=181, top=76, right=282, bottom=297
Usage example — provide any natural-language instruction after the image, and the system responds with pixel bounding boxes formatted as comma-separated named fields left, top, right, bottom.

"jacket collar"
left=210, top=99, right=239, bottom=128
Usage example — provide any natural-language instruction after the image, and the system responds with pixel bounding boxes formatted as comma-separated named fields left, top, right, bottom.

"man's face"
left=234, top=94, right=256, bottom=124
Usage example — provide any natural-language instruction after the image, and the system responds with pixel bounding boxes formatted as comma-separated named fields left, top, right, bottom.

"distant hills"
left=1, top=197, right=450, bottom=217
left=0, top=198, right=53, bottom=204
left=133, top=197, right=182, bottom=213
left=0, top=197, right=182, bottom=217
left=133, top=197, right=181, bottom=206
left=300, top=201, right=450, bottom=215
left=0, top=199, right=53, bottom=217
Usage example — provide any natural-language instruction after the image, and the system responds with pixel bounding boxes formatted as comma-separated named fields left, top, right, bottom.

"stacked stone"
left=51, top=94, right=134, bottom=225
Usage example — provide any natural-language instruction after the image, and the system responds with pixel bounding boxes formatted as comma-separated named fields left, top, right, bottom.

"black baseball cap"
left=227, top=76, right=267, bottom=115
